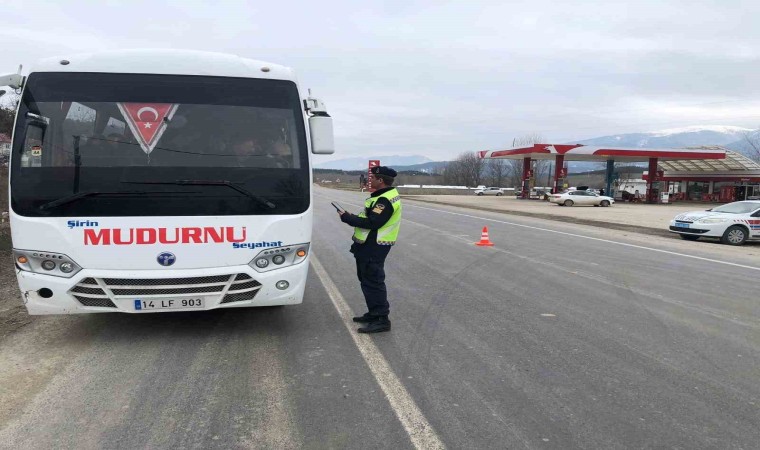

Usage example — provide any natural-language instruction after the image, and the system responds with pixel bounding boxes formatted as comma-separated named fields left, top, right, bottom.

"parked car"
left=474, top=187, right=505, bottom=196
left=534, top=189, right=552, bottom=201
left=549, top=190, right=615, bottom=207
left=669, top=200, right=760, bottom=245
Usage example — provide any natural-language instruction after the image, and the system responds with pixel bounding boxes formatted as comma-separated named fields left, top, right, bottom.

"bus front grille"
left=221, top=275, right=263, bottom=303
left=69, top=279, right=114, bottom=308
left=110, top=285, right=226, bottom=296
left=103, top=275, right=232, bottom=286
left=69, top=274, right=262, bottom=307
left=74, top=296, right=117, bottom=308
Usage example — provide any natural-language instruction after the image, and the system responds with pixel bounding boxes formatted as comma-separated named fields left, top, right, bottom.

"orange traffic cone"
left=475, top=226, right=494, bottom=246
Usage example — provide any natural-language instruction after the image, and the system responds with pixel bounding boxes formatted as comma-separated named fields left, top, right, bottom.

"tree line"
left=0, top=106, right=15, bottom=137
left=441, top=134, right=553, bottom=187
left=740, top=130, right=760, bottom=162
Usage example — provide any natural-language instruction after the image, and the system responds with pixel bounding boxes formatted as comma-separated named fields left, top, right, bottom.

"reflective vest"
left=352, top=188, right=403, bottom=245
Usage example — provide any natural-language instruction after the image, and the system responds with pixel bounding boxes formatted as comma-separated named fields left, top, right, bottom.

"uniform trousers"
left=353, top=252, right=390, bottom=317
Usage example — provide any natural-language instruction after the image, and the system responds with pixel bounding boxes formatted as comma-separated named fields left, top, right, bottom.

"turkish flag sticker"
left=118, top=103, right=178, bottom=154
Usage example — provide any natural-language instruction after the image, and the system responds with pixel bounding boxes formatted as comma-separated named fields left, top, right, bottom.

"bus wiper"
left=122, top=180, right=276, bottom=209
left=38, top=190, right=172, bottom=211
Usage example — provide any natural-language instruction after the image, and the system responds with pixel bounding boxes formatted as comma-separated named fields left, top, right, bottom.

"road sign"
left=368, top=160, right=380, bottom=192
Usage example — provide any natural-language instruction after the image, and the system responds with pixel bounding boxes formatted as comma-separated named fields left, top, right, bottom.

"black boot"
left=352, top=313, right=375, bottom=323
left=358, top=316, right=391, bottom=333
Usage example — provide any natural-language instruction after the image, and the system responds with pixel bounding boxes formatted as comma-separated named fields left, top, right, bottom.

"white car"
left=669, top=201, right=760, bottom=245
left=549, top=190, right=615, bottom=207
left=474, top=187, right=505, bottom=196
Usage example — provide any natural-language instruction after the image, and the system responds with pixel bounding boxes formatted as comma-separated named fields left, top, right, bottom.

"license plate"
left=134, top=298, right=204, bottom=311
left=675, top=223, right=690, bottom=228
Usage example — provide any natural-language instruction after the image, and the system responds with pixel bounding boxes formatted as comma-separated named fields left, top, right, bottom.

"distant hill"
left=724, top=129, right=759, bottom=157
left=315, top=125, right=759, bottom=174
left=314, top=154, right=433, bottom=171
left=393, top=161, right=449, bottom=172
left=575, top=125, right=753, bottom=149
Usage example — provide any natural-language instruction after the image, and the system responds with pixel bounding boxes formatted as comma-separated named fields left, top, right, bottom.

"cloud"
left=2, top=0, right=759, bottom=160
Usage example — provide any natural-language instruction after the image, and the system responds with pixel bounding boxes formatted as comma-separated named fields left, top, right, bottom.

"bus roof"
left=27, top=49, right=296, bottom=82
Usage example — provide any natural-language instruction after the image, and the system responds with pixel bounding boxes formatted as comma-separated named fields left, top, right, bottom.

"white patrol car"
left=669, top=201, right=760, bottom=245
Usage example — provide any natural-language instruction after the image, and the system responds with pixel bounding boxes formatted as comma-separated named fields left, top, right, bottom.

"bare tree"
left=442, top=160, right=462, bottom=185
left=0, top=93, right=20, bottom=136
left=442, top=151, right=484, bottom=186
left=459, top=151, right=484, bottom=186
left=505, top=160, right=524, bottom=187
left=486, top=158, right=508, bottom=187
left=511, top=133, right=551, bottom=186
left=512, top=133, right=545, bottom=147
left=741, top=129, right=760, bottom=162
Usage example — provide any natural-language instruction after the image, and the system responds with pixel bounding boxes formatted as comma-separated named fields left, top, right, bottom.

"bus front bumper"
left=15, top=261, right=310, bottom=315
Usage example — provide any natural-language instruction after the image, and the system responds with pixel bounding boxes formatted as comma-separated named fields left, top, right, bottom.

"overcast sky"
left=2, top=0, right=759, bottom=161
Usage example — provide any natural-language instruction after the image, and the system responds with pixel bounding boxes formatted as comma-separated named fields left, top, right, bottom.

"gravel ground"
left=0, top=224, right=32, bottom=339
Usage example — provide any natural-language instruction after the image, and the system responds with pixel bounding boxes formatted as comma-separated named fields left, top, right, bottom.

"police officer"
left=337, top=166, right=402, bottom=333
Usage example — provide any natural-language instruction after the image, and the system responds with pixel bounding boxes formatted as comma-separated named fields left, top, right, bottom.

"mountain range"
left=315, top=125, right=759, bottom=171
left=314, top=155, right=433, bottom=171
left=576, top=125, right=754, bottom=152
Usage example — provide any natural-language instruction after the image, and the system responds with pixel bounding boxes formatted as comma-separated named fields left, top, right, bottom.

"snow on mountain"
left=649, top=125, right=753, bottom=137
left=576, top=125, right=756, bottom=150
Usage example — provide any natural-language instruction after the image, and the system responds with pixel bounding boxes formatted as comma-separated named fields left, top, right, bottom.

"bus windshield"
left=11, top=72, right=309, bottom=217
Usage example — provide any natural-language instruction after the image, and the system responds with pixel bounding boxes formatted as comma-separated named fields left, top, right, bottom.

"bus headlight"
left=13, top=250, right=82, bottom=278
left=248, top=243, right=309, bottom=273
left=255, top=258, right=269, bottom=268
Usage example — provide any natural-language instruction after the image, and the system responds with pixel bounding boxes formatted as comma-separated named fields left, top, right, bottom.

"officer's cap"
left=370, top=166, right=397, bottom=178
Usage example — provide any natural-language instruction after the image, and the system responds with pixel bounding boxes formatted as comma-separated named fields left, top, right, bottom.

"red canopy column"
left=553, top=154, right=565, bottom=194
left=521, top=157, right=532, bottom=198
left=647, top=157, right=659, bottom=203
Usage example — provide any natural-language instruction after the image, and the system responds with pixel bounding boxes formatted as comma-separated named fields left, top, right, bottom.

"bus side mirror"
left=0, top=72, right=24, bottom=90
left=309, top=115, right=334, bottom=154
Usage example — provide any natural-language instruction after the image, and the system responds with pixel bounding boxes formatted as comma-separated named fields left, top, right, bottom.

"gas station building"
left=478, top=144, right=760, bottom=203
left=652, top=149, right=760, bottom=202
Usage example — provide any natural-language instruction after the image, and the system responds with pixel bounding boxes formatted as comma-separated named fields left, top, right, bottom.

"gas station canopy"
left=477, top=144, right=731, bottom=203
left=478, top=144, right=727, bottom=162
left=659, top=149, right=760, bottom=172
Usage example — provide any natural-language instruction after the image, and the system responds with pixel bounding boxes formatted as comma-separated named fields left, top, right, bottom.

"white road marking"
left=404, top=203, right=760, bottom=272
left=540, top=314, right=556, bottom=317
left=311, top=256, right=446, bottom=450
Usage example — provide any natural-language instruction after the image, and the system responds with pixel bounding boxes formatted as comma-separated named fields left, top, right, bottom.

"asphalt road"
left=0, top=185, right=758, bottom=449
